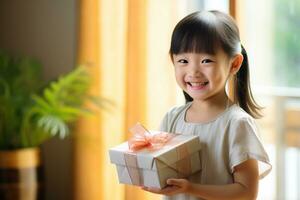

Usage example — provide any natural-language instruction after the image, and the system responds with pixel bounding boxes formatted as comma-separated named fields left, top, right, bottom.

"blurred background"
left=0, top=0, right=299, bottom=199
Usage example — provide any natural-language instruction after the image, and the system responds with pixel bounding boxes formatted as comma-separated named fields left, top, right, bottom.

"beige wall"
left=0, top=1, right=77, bottom=199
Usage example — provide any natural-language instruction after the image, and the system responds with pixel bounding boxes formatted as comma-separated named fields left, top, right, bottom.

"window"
left=237, top=0, right=300, bottom=199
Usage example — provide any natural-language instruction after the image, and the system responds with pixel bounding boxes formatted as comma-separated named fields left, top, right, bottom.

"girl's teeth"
left=190, top=82, right=208, bottom=86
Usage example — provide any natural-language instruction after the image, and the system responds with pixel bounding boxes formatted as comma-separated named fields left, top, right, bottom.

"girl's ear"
left=229, top=54, right=243, bottom=75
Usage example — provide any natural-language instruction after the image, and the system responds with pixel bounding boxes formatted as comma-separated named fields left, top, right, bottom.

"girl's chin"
left=189, top=96, right=207, bottom=101
left=185, top=92, right=208, bottom=100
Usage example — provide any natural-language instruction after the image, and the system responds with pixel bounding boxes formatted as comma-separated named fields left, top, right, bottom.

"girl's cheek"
left=210, top=70, right=223, bottom=82
left=175, top=69, right=184, bottom=78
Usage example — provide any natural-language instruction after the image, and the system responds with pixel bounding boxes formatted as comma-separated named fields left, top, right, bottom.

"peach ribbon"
left=128, top=123, right=174, bottom=151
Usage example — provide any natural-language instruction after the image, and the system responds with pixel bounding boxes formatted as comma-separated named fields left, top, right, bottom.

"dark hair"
left=169, top=10, right=262, bottom=118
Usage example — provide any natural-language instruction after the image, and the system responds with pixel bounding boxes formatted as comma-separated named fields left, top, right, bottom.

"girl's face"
left=173, top=48, right=240, bottom=102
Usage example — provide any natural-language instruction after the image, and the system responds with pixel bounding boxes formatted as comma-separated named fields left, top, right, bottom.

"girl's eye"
left=177, top=59, right=188, bottom=64
left=202, top=59, right=213, bottom=64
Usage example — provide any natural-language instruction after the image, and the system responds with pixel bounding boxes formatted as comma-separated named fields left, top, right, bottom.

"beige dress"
left=160, top=102, right=272, bottom=200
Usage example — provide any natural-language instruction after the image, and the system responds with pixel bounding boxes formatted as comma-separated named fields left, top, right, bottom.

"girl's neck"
left=186, top=90, right=232, bottom=123
left=191, top=90, right=230, bottom=111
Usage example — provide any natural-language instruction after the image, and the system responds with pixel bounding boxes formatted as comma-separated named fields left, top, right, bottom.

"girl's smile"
left=186, top=81, right=209, bottom=90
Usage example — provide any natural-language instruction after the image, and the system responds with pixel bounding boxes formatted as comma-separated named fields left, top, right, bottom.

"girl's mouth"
left=186, top=81, right=209, bottom=90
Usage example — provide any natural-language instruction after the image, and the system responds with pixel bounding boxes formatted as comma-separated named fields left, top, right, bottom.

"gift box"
left=109, top=123, right=201, bottom=189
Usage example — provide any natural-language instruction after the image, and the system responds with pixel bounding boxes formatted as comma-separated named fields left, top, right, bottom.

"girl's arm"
left=142, top=159, right=259, bottom=200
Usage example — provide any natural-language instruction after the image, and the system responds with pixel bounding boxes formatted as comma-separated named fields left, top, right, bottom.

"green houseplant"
left=0, top=51, right=100, bottom=149
left=0, top=51, right=102, bottom=200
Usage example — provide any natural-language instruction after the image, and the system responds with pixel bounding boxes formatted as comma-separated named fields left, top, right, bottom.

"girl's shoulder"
left=226, top=104, right=254, bottom=121
left=227, top=104, right=252, bottom=119
left=225, top=104, right=257, bottom=127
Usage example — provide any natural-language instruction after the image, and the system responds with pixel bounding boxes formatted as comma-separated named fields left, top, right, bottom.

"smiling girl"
left=142, top=10, right=272, bottom=200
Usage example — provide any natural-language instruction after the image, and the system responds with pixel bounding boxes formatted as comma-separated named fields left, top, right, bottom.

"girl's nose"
left=187, top=64, right=202, bottom=77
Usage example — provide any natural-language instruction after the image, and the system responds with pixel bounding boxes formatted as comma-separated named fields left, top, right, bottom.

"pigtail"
left=234, top=45, right=263, bottom=118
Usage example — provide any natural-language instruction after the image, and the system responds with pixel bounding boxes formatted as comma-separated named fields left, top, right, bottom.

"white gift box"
left=109, top=133, right=201, bottom=189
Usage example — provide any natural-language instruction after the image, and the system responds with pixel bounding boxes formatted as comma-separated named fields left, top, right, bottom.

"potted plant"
left=0, top=51, right=102, bottom=200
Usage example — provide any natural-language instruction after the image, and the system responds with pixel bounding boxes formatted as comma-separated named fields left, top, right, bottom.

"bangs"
left=170, top=13, right=221, bottom=55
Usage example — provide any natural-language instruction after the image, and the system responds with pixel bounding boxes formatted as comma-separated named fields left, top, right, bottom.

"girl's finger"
left=167, top=178, right=183, bottom=186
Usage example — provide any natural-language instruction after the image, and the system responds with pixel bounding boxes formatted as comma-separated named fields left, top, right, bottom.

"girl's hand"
left=142, top=178, right=190, bottom=196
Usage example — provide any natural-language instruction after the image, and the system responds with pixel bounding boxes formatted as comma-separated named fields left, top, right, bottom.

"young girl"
left=143, top=10, right=272, bottom=200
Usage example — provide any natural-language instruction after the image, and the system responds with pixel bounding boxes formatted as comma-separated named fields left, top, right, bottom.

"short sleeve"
left=228, top=117, right=272, bottom=179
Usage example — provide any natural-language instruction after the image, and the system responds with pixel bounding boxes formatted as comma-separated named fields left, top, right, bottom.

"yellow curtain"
left=73, top=0, right=102, bottom=200
left=74, top=0, right=184, bottom=200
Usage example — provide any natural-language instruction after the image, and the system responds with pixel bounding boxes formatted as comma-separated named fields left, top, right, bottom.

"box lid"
left=109, top=133, right=201, bottom=170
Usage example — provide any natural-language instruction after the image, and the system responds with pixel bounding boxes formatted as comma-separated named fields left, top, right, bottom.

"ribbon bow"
left=128, top=123, right=173, bottom=151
